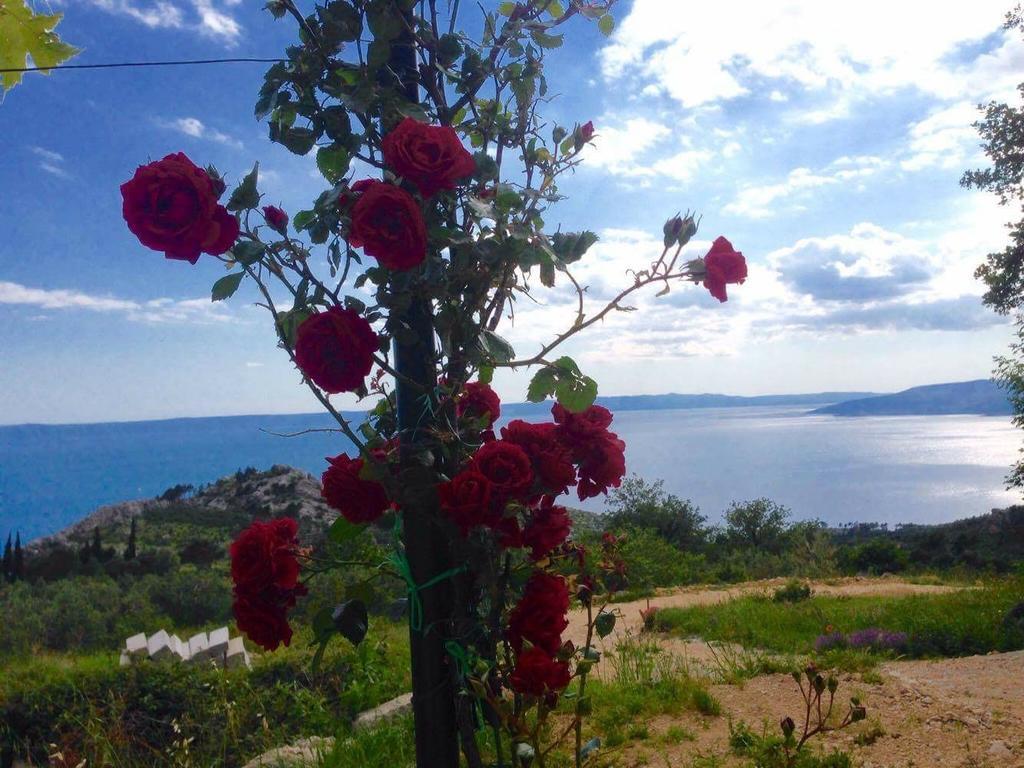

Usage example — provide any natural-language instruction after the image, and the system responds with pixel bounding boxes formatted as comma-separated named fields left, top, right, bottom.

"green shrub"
left=774, top=580, right=813, bottom=603
left=618, top=528, right=706, bottom=589
left=1, top=624, right=411, bottom=766
left=838, top=538, right=909, bottom=574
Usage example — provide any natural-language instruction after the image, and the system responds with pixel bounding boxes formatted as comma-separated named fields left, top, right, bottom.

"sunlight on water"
left=591, top=407, right=1022, bottom=526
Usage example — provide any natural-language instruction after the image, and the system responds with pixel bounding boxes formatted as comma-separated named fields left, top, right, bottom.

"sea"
left=1, top=405, right=1020, bottom=542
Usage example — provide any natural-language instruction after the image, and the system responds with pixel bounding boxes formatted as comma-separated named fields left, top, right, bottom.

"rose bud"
left=263, top=205, right=289, bottom=234
left=663, top=214, right=684, bottom=248
left=780, top=717, right=796, bottom=738
left=574, top=121, right=595, bottom=151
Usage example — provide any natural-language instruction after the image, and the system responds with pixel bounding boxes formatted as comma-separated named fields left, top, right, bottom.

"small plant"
left=774, top=580, right=813, bottom=603
left=777, top=664, right=866, bottom=766
left=639, top=601, right=659, bottom=632
left=853, top=719, right=886, bottom=746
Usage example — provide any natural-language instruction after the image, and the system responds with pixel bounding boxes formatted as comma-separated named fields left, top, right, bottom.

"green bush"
left=838, top=538, right=909, bottom=574
left=618, top=528, right=706, bottom=590
left=1, top=624, right=411, bottom=766
left=774, top=579, right=813, bottom=603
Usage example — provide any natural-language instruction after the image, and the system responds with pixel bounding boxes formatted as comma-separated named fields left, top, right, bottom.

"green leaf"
left=497, top=1, right=517, bottom=15
left=477, top=330, right=515, bottom=363
left=332, top=600, right=369, bottom=646
left=226, top=163, right=260, bottom=212
left=478, top=365, right=494, bottom=385
left=552, top=231, right=599, bottom=264
left=292, top=209, right=316, bottom=231
left=530, top=30, right=563, bottom=49
left=316, top=145, right=351, bottom=183
left=594, top=611, right=616, bottom=639
left=555, top=374, right=598, bottom=413
left=329, top=516, right=364, bottom=546
left=545, top=0, right=565, bottom=17
left=211, top=272, right=244, bottom=302
left=230, top=240, right=266, bottom=266
left=322, top=105, right=353, bottom=142
left=598, top=14, right=615, bottom=37
left=278, top=126, right=317, bottom=155
left=526, top=367, right=558, bottom=403
left=367, top=39, right=391, bottom=69
left=0, top=0, right=80, bottom=94
left=552, top=356, right=581, bottom=375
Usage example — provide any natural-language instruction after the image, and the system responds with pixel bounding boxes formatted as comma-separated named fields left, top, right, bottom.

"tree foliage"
left=0, top=0, right=80, bottom=96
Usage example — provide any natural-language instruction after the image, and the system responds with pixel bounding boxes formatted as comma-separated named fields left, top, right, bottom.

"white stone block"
left=225, top=636, right=250, bottom=669
left=125, top=632, right=147, bottom=656
left=170, top=635, right=191, bottom=661
left=187, top=631, right=209, bottom=662
left=207, top=626, right=230, bottom=655
left=147, top=629, right=172, bottom=660
left=119, top=650, right=131, bottom=667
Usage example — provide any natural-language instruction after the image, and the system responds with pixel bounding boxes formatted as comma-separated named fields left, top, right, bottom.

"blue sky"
left=1, top=0, right=1022, bottom=425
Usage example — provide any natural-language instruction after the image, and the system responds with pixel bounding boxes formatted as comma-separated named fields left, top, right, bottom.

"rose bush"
left=119, top=1, right=746, bottom=764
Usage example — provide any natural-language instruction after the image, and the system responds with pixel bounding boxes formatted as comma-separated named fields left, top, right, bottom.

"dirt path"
left=567, top=579, right=1024, bottom=768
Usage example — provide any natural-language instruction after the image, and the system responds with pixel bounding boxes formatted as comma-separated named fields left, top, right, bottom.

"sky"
left=1, top=0, right=1022, bottom=425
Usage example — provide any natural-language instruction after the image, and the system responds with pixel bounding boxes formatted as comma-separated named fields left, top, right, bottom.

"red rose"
left=381, top=117, right=476, bottom=198
left=470, top=441, right=534, bottom=501
left=321, top=453, right=391, bottom=524
left=510, top=646, right=572, bottom=697
left=233, top=582, right=307, bottom=651
left=500, top=420, right=576, bottom=496
left=294, top=307, right=379, bottom=394
left=523, top=499, right=573, bottom=561
left=121, top=152, right=239, bottom=264
left=580, top=121, right=595, bottom=142
left=457, top=381, right=501, bottom=427
left=575, top=432, right=626, bottom=500
left=230, top=518, right=302, bottom=593
left=507, top=571, right=569, bottom=655
left=703, top=236, right=746, bottom=303
left=263, top=205, right=289, bottom=234
left=439, top=468, right=494, bottom=535
left=348, top=180, right=427, bottom=271
left=551, top=403, right=614, bottom=446
left=552, top=404, right=626, bottom=500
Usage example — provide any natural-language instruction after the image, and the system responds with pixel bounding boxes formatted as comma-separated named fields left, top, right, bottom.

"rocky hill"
left=29, top=465, right=336, bottom=553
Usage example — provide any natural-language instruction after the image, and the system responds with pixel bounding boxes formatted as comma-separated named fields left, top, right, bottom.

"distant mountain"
left=500, top=391, right=877, bottom=418
left=812, top=379, right=1012, bottom=417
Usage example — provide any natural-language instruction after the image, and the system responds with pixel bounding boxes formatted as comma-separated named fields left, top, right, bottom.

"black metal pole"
left=390, top=10, right=461, bottom=768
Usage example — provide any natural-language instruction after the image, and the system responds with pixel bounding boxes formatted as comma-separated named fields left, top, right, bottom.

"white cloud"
left=0, top=281, right=235, bottom=324
left=503, top=204, right=1009, bottom=363
left=164, top=117, right=243, bottom=148
left=29, top=146, right=72, bottom=179
left=602, top=0, right=1022, bottom=114
left=191, top=0, right=241, bottom=41
left=584, top=117, right=671, bottom=176
left=725, top=167, right=838, bottom=219
left=65, top=0, right=240, bottom=42
left=901, top=102, right=985, bottom=171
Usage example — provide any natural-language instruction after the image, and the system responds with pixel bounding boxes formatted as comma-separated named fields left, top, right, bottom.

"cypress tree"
left=12, top=533, right=23, bottom=582
left=91, top=526, right=102, bottom=559
left=1, top=533, right=11, bottom=583
left=124, top=517, right=137, bottom=560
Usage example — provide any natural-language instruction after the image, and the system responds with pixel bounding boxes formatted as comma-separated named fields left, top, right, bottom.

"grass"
left=652, top=577, right=1024, bottom=660
left=320, top=716, right=416, bottom=768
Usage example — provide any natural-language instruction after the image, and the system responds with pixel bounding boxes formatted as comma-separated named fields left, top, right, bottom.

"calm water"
left=1, top=406, right=1019, bottom=541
